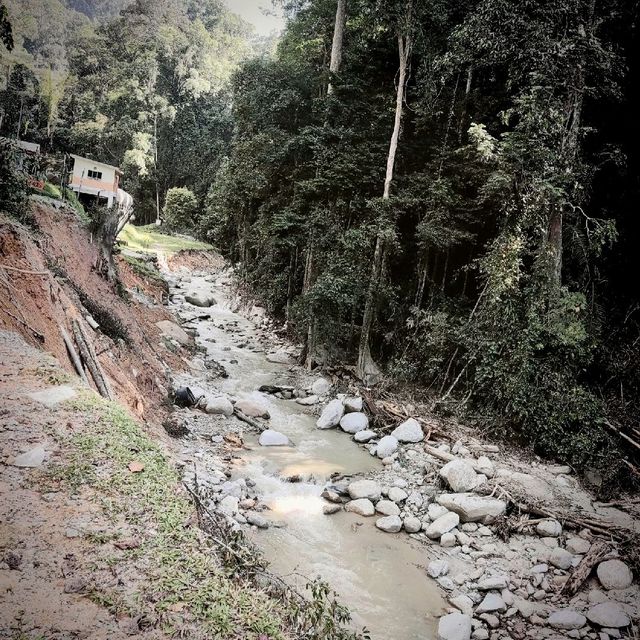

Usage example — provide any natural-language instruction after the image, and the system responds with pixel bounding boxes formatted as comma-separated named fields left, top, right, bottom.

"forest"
left=1, top=0, right=639, bottom=488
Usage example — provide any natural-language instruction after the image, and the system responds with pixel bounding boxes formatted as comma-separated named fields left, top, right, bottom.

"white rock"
left=235, top=398, right=270, bottom=419
left=258, top=430, right=289, bottom=446
left=246, top=511, right=269, bottom=529
left=317, top=399, right=345, bottom=429
left=13, top=446, right=46, bottom=468
left=218, top=495, right=239, bottom=516
left=311, top=377, right=331, bottom=396
left=339, top=412, right=369, bottom=434
left=266, top=350, right=294, bottom=364
left=348, top=479, right=382, bottom=501
left=477, top=575, right=509, bottom=590
left=450, top=594, right=474, bottom=617
left=185, top=293, right=215, bottom=307
left=375, top=435, right=398, bottom=459
left=536, top=519, right=563, bottom=537
left=354, top=429, right=376, bottom=443
left=437, top=612, right=472, bottom=640
left=439, top=459, right=479, bottom=492
left=566, top=537, right=591, bottom=555
left=403, top=515, right=421, bottom=533
left=437, top=494, right=506, bottom=523
left=597, top=560, right=633, bottom=590
left=204, top=396, right=234, bottom=416
left=428, top=503, right=450, bottom=520
left=345, top=498, right=375, bottom=516
left=156, top=320, right=190, bottom=345
left=549, top=548, right=574, bottom=570
left=426, top=512, right=460, bottom=539
left=375, top=515, right=402, bottom=533
left=548, top=610, right=587, bottom=630
left=391, top=418, right=424, bottom=443
left=296, top=395, right=319, bottom=406
left=475, top=456, right=495, bottom=478
left=343, top=397, right=363, bottom=413
left=375, top=499, right=400, bottom=516
left=388, top=487, right=408, bottom=502
left=440, top=532, right=457, bottom=547
left=476, top=593, right=507, bottom=614
left=586, top=603, right=630, bottom=628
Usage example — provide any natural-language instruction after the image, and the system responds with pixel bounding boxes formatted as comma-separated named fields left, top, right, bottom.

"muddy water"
left=170, top=271, right=446, bottom=639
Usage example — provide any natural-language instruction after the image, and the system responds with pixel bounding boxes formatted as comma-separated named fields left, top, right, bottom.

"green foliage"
left=162, top=186, right=198, bottom=230
left=0, top=139, right=28, bottom=219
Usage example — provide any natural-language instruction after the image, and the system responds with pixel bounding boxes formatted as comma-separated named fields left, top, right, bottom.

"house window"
left=87, top=169, right=103, bottom=179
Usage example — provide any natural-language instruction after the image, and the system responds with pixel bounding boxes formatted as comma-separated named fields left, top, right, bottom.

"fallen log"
left=72, top=319, right=111, bottom=399
left=233, top=408, right=266, bottom=432
left=59, top=324, right=88, bottom=385
left=562, top=541, right=610, bottom=595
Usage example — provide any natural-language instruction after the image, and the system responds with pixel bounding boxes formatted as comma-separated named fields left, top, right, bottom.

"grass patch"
left=121, top=254, right=166, bottom=284
left=119, top=224, right=213, bottom=255
left=49, top=391, right=290, bottom=639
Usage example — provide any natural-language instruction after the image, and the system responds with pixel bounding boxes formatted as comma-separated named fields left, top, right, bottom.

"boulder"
left=437, top=612, right=472, bottom=640
left=426, top=512, right=460, bottom=539
left=185, top=293, right=215, bottom=307
left=235, top=398, right=270, bottom=419
left=450, top=595, right=474, bottom=617
left=156, top=320, right=190, bottom=345
left=258, top=430, right=289, bottom=446
left=323, top=504, right=341, bottom=515
left=375, top=515, right=403, bottom=533
left=339, top=412, right=369, bottom=434
left=597, top=559, right=633, bottom=590
left=428, top=503, right=450, bottom=521
left=476, top=593, right=507, bottom=614
left=343, top=397, right=363, bottom=413
left=403, top=515, right=421, bottom=533
left=548, top=610, right=587, bottom=630
left=440, top=532, right=456, bottom=547
left=13, top=446, right=46, bottom=468
left=348, top=479, right=382, bottom=501
left=536, top=519, right=563, bottom=537
left=475, top=456, right=495, bottom=478
left=204, top=396, right=234, bottom=416
left=566, top=537, right=591, bottom=555
left=391, top=418, right=424, bottom=443
left=317, top=399, right=345, bottom=429
left=345, top=498, right=375, bottom=516
left=549, top=548, right=574, bottom=570
left=477, top=575, right=509, bottom=591
left=296, top=395, right=319, bottom=406
left=427, top=560, right=449, bottom=578
left=388, top=487, right=408, bottom=502
left=376, top=435, right=398, bottom=459
left=586, top=603, right=630, bottom=628
left=246, top=511, right=269, bottom=529
left=218, top=495, right=239, bottom=516
left=354, top=430, right=376, bottom=443
left=375, top=500, right=400, bottom=516
left=439, top=459, right=479, bottom=492
left=266, top=350, right=295, bottom=364
left=437, top=494, right=506, bottom=523
left=311, top=377, right=331, bottom=396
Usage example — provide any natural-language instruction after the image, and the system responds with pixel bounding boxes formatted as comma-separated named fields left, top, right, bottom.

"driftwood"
left=59, top=324, right=88, bottom=384
left=0, top=263, right=50, bottom=276
left=423, top=443, right=491, bottom=475
left=2, top=307, right=45, bottom=342
left=562, top=541, right=610, bottom=595
left=233, top=408, right=267, bottom=432
left=72, top=319, right=111, bottom=399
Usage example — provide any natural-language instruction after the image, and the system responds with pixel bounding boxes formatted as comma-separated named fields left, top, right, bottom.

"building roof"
left=70, top=154, right=123, bottom=175
left=0, top=138, right=40, bottom=154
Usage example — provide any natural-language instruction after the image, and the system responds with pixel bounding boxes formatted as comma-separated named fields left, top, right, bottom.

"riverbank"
left=159, top=257, right=639, bottom=640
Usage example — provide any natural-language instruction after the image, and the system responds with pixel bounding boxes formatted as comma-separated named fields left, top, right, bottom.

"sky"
left=223, top=0, right=286, bottom=36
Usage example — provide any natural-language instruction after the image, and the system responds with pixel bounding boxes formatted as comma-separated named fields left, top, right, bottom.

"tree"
left=163, top=186, right=198, bottom=229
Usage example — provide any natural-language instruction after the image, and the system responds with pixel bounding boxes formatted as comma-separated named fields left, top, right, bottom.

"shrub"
left=162, top=187, right=198, bottom=231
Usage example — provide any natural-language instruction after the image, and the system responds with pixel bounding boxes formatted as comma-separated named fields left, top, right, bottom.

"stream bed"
left=168, top=269, right=446, bottom=639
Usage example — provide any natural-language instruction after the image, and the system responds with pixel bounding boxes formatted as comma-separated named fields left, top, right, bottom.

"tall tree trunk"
left=327, top=0, right=347, bottom=96
left=357, top=29, right=411, bottom=383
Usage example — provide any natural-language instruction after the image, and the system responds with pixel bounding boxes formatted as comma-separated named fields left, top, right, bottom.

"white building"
left=67, top=154, right=132, bottom=214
